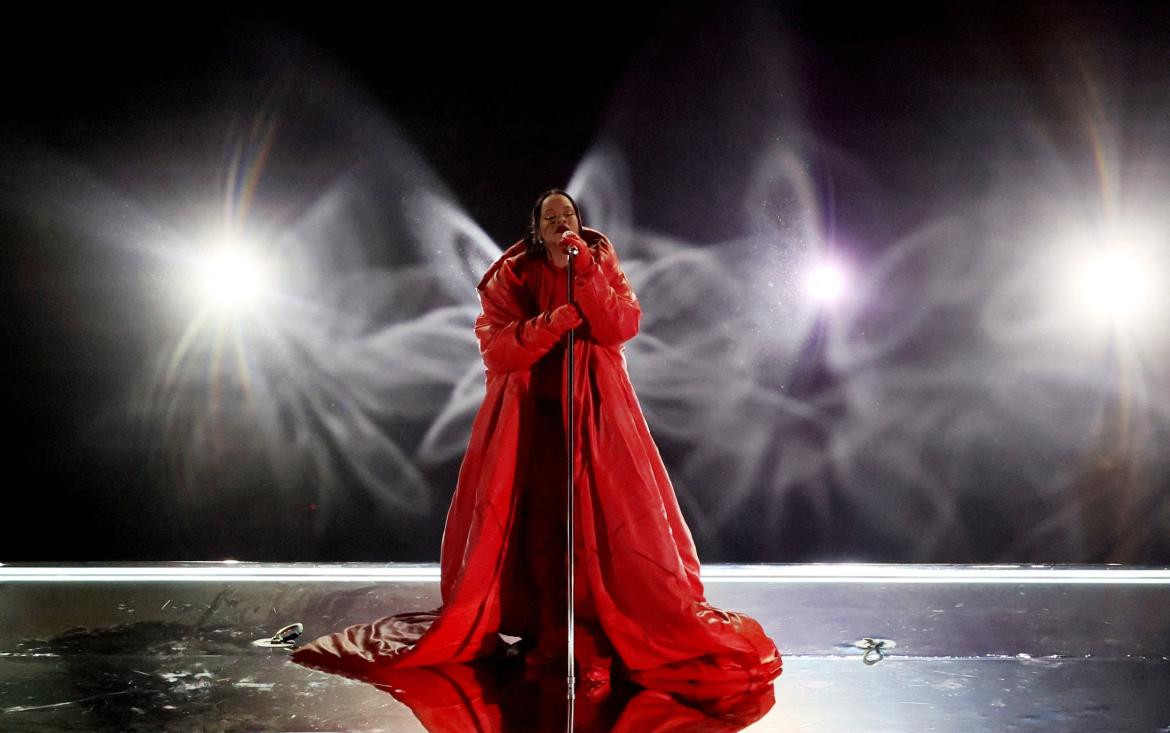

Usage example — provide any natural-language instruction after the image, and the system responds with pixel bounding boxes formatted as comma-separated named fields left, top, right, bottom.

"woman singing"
left=291, top=189, right=782, bottom=692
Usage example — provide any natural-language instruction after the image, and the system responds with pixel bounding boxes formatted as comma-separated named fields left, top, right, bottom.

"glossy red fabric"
left=291, top=228, right=782, bottom=689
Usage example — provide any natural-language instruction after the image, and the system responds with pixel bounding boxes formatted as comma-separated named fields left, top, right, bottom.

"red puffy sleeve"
left=474, top=255, right=567, bottom=374
left=572, top=233, right=641, bottom=346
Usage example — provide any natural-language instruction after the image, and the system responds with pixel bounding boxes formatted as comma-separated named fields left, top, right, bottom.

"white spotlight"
left=1073, top=248, right=1152, bottom=320
left=806, top=261, right=847, bottom=303
left=197, top=241, right=270, bottom=309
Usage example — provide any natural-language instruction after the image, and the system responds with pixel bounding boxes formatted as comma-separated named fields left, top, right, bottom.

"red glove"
left=559, top=231, right=597, bottom=274
left=546, top=303, right=583, bottom=335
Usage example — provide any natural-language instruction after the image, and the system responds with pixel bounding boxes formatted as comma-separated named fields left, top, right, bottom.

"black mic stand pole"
left=564, top=240, right=578, bottom=707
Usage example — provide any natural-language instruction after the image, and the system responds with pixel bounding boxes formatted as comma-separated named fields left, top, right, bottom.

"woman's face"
left=538, top=194, right=580, bottom=248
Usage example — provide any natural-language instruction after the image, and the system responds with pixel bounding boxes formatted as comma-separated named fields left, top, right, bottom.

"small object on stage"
left=251, top=622, right=303, bottom=649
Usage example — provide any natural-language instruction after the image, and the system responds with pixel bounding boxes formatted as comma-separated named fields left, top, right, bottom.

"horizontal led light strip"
left=0, top=564, right=1168, bottom=584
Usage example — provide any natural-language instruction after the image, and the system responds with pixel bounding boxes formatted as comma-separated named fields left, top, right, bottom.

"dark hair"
left=524, top=188, right=585, bottom=256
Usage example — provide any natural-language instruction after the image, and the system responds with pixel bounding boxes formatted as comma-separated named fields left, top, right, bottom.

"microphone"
left=557, top=225, right=579, bottom=256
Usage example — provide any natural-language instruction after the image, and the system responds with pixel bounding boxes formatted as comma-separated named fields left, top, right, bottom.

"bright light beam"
left=806, top=260, right=847, bottom=303
left=1071, top=248, right=1154, bottom=322
left=197, top=241, right=271, bottom=309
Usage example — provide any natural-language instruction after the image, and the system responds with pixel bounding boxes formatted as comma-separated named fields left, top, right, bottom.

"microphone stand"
left=564, top=240, right=578, bottom=704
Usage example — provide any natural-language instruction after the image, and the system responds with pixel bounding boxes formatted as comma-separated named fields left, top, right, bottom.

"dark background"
left=2, top=1, right=1168, bottom=563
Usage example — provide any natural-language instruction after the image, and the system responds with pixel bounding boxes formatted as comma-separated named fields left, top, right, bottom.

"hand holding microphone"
left=556, top=224, right=579, bottom=255
left=557, top=225, right=596, bottom=273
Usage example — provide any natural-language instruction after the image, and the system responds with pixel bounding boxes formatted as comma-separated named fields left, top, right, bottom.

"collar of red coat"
left=476, top=226, right=606, bottom=292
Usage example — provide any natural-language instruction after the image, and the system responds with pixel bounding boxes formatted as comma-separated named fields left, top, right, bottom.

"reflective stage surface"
left=1, top=564, right=1168, bottom=731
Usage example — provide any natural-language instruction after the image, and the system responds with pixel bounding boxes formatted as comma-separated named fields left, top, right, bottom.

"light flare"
left=1071, top=247, right=1155, bottom=322
left=806, top=260, right=847, bottom=303
left=196, top=241, right=271, bottom=309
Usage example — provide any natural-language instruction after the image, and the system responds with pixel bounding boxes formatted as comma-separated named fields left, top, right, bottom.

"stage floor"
left=1, top=563, right=1168, bottom=731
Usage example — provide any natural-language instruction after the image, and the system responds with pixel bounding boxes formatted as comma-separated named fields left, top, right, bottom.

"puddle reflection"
left=356, top=659, right=776, bottom=732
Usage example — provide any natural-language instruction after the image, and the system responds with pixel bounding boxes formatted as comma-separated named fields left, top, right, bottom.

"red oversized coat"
left=291, top=228, right=782, bottom=690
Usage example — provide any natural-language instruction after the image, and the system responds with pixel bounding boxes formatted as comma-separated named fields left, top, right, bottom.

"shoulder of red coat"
left=581, top=227, right=617, bottom=259
left=476, top=239, right=529, bottom=292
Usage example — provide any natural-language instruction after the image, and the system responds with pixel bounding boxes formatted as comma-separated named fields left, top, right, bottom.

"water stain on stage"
left=1, top=564, right=1168, bottom=731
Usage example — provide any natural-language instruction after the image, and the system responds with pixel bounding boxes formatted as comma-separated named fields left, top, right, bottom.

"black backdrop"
left=2, top=1, right=1168, bottom=564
